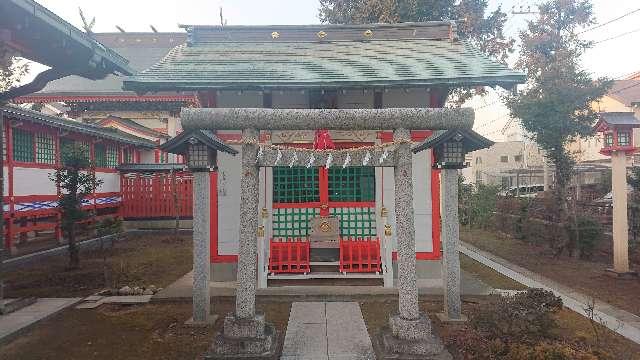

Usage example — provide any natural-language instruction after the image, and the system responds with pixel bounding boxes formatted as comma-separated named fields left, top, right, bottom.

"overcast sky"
left=29, top=0, right=640, bottom=140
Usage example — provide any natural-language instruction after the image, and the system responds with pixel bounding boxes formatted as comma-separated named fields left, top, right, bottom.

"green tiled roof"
left=124, top=23, right=524, bottom=92
left=1, top=106, right=157, bottom=148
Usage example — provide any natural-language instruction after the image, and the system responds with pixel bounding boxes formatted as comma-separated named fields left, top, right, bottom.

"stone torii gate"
left=180, top=107, right=474, bottom=359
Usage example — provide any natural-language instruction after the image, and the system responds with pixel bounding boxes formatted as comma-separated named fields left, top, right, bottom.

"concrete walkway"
left=461, top=241, right=640, bottom=344
left=282, top=302, right=375, bottom=360
left=0, top=298, right=81, bottom=344
left=153, top=270, right=491, bottom=301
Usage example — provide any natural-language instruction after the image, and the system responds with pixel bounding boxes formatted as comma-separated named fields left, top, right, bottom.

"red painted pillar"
left=210, top=170, right=218, bottom=262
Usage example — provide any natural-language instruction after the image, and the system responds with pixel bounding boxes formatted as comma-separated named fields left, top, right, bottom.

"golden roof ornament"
left=384, top=224, right=392, bottom=236
left=271, top=31, right=280, bottom=39
left=380, top=206, right=388, bottom=218
left=257, top=225, right=265, bottom=237
left=363, top=29, right=373, bottom=38
left=261, top=207, right=269, bottom=218
left=317, top=30, right=327, bottom=39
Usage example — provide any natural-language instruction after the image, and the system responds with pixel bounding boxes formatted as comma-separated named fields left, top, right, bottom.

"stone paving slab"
left=0, top=298, right=81, bottom=344
left=326, top=302, right=375, bottom=360
left=282, top=302, right=375, bottom=360
left=461, top=241, right=640, bottom=345
left=153, top=270, right=491, bottom=301
left=75, top=295, right=153, bottom=309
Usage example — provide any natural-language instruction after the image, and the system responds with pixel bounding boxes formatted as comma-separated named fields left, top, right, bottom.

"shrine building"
left=125, top=22, right=524, bottom=284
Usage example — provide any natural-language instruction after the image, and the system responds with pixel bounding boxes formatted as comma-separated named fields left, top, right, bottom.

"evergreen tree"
left=505, top=0, right=610, bottom=255
left=50, top=143, right=103, bottom=269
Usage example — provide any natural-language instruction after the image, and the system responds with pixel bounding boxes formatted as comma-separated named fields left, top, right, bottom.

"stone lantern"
left=160, top=130, right=237, bottom=324
left=594, top=112, right=640, bottom=278
left=413, top=129, right=493, bottom=321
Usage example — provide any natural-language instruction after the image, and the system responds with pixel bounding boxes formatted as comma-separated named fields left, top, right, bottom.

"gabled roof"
left=124, top=22, right=524, bottom=92
left=595, top=112, right=640, bottom=131
left=0, top=0, right=133, bottom=79
left=160, top=129, right=237, bottom=155
left=412, top=128, right=494, bottom=154
left=1, top=105, right=157, bottom=148
left=13, top=32, right=195, bottom=104
left=97, top=115, right=170, bottom=139
left=607, top=80, right=640, bottom=107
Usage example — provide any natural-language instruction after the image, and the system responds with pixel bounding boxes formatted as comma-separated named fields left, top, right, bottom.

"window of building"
left=618, top=131, right=630, bottom=146
left=514, top=155, right=523, bottom=162
left=476, top=156, right=482, bottom=164
left=60, top=139, right=90, bottom=165
left=500, top=155, right=508, bottom=163
left=95, top=143, right=118, bottom=168
left=12, top=128, right=34, bottom=162
left=36, top=133, right=55, bottom=164
left=605, top=133, right=614, bottom=147
left=475, top=171, right=483, bottom=184
left=123, top=148, right=135, bottom=164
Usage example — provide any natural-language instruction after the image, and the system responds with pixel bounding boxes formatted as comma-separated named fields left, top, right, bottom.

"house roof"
left=595, top=112, right=640, bottom=130
left=1, top=105, right=157, bottom=148
left=97, top=115, right=170, bottom=139
left=160, top=129, right=237, bottom=155
left=412, top=128, right=494, bottom=154
left=0, top=0, right=133, bottom=79
left=124, top=22, right=524, bottom=92
left=607, top=80, right=640, bottom=107
left=13, top=32, right=195, bottom=104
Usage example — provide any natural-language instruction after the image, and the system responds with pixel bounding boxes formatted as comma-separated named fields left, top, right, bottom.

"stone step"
left=268, top=271, right=382, bottom=280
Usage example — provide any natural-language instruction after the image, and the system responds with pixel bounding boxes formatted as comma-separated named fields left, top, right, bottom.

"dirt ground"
left=3, top=296, right=638, bottom=360
left=462, top=228, right=640, bottom=316
left=3, top=232, right=193, bottom=298
left=0, top=299, right=290, bottom=360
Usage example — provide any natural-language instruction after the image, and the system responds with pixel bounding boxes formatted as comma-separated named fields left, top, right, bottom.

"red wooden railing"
left=268, top=238, right=311, bottom=274
left=339, top=237, right=381, bottom=273
left=120, top=172, right=193, bottom=219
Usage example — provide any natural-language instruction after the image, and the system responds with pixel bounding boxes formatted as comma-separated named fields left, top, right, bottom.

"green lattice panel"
left=36, top=133, right=55, bottom=164
left=272, top=207, right=320, bottom=238
left=328, top=167, right=375, bottom=202
left=273, top=166, right=319, bottom=203
left=330, top=207, right=377, bottom=237
left=106, top=146, right=118, bottom=167
left=13, top=128, right=34, bottom=162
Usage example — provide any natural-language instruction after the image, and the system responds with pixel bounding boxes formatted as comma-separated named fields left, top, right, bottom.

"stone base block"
left=0, top=297, right=37, bottom=315
left=389, top=313, right=433, bottom=341
left=185, top=314, right=219, bottom=326
left=203, top=322, right=277, bottom=360
left=375, top=328, right=451, bottom=360
left=223, top=313, right=266, bottom=339
left=435, top=313, right=468, bottom=323
left=605, top=268, right=638, bottom=280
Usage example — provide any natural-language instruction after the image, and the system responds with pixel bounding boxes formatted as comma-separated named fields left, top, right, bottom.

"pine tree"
left=50, top=143, right=103, bottom=269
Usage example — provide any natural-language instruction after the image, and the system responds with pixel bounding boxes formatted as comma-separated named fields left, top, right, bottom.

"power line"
left=609, top=80, right=640, bottom=95
left=593, top=26, right=640, bottom=44
left=577, top=7, right=640, bottom=35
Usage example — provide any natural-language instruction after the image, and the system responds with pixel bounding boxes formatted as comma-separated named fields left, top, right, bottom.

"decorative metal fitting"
left=363, top=29, right=373, bottom=38
left=384, top=224, right=392, bottom=236
left=320, top=203, right=329, bottom=211
left=257, top=225, right=265, bottom=238
left=261, top=207, right=269, bottom=219
left=380, top=207, right=388, bottom=218
left=317, top=30, right=327, bottom=39
left=271, top=31, right=280, bottom=39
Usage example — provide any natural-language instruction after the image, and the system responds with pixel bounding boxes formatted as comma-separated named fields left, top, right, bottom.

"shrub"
left=568, top=216, right=602, bottom=259
left=96, top=217, right=123, bottom=237
left=471, top=288, right=563, bottom=343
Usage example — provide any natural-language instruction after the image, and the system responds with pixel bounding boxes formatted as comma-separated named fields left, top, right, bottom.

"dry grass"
left=4, top=233, right=193, bottom=298
left=462, top=228, right=640, bottom=315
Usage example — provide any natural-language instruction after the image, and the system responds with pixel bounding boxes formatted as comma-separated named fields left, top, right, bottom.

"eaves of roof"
left=1, top=105, right=157, bottom=148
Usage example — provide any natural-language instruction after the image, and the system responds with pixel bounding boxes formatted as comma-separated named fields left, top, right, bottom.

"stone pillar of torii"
left=170, top=107, right=486, bottom=359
